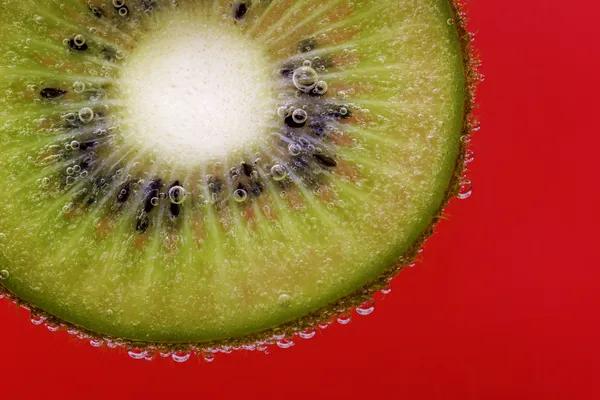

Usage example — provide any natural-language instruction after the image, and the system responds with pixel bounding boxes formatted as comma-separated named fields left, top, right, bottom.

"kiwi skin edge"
left=0, top=0, right=482, bottom=356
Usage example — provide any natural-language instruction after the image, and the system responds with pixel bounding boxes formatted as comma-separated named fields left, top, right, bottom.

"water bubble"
left=118, top=6, right=129, bottom=16
left=67, top=329, right=79, bottom=335
left=150, top=197, right=159, bottom=206
left=339, top=107, right=348, bottom=116
left=270, top=164, right=287, bottom=181
left=90, top=339, right=104, bottom=347
left=292, top=66, right=319, bottom=93
left=73, top=81, right=85, bottom=93
left=128, top=348, right=147, bottom=360
left=292, top=108, right=308, bottom=124
left=465, top=149, right=475, bottom=164
left=278, top=293, right=291, bottom=307
left=313, top=80, right=328, bottom=95
left=172, top=351, right=191, bottom=363
left=78, top=107, right=94, bottom=123
left=0, top=270, right=9, bottom=280
left=380, top=285, right=392, bottom=295
left=31, top=314, right=46, bottom=325
left=70, top=140, right=80, bottom=150
left=168, top=185, right=187, bottom=204
left=276, top=338, right=295, bottom=349
left=457, top=180, right=472, bottom=199
left=337, top=313, right=351, bottom=325
left=106, top=341, right=118, bottom=349
left=145, top=352, right=156, bottom=361
left=73, top=165, right=81, bottom=173
left=41, top=177, right=51, bottom=186
left=73, top=34, right=86, bottom=47
left=202, top=352, right=215, bottom=363
left=277, top=106, right=289, bottom=118
left=80, top=171, right=88, bottom=178
left=299, top=328, right=316, bottom=339
left=46, top=323, right=59, bottom=332
left=233, top=188, right=248, bottom=202
left=66, top=167, right=74, bottom=175
left=303, top=59, right=312, bottom=67
left=288, top=143, right=302, bottom=156
left=318, top=321, right=332, bottom=329
left=356, top=299, right=375, bottom=316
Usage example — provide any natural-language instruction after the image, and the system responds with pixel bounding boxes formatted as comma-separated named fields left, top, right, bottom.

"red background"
left=1, top=1, right=598, bottom=398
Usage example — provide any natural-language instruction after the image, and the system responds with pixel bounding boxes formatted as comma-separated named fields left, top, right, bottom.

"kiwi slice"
left=0, top=0, right=477, bottom=352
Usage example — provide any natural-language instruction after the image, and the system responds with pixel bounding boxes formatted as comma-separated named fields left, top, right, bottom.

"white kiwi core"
left=119, top=18, right=275, bottom=166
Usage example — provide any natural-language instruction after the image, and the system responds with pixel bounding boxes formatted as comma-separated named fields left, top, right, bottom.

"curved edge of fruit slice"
left=0, top=0, right=482, bottom=356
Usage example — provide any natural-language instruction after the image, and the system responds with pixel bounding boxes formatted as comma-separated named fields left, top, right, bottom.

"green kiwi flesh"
left=0, top=0, right=469, bottom=346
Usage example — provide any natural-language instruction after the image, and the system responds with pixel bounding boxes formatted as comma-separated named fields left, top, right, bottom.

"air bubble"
left=288, top=143, right=302, bottom=156
left=115, top=50, right=125, bottom=60
left=71, top=140, right=80, bottom=149
left=339, top=107, right=348, bottom=116
left=457, top=180, right=472, bottom=199
left=381, top=285, right=392, bottom=295
left=73, top=34, right=86, bottom=47
left=31, top=314, right=46, bottom=325
left=292, top=109, right=308, bottom=124
left=73, top=81, right=85, bottom=93
left=202, top=352, right=215, bottom=363
left=128, top=348, right=147, bottom=360
left=313, top=80, right=328, bottom=95
left=80, top=171, right=88, bottom=178
left=41, top=177, right=50, bottom=186
left=299, top=328, right=316, bottom=339
left=46, top=323, right=59, bottom=332
left=356, top=299, right=375, bottom=316
left=303, top=60, right=312, bottom=67
left=90, top=339, right=104, bottom=347
left=78, top=107, right=94, bottom=123
left=337, top=313, right=351, bottom=325
left=113, top=0, right=125, bottom=8
left=277, top=106, right=289, bottom=118
left=292, top=66, right=319, bottom=93
left=465, top=149, right=475, bottom=163
left=150, top=197, right=159, bottom=206
left=233, top=188, right=248, bottom=202
left=66, top=167, right=74, bottom=175
left=172, top=351, right=191, bottom=363
left=73, top=165, right=81, bottom=173
left=270, top=164, right=287, bottom=181
left=168, top=185, right=187, bottom=204
left=276, top=338, right=295, bottom=349
left=278, top=293, right=291, bottom=307
left=118, top=7, right=129, bottom=16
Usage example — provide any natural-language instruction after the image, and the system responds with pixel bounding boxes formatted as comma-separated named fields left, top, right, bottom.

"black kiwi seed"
left=285, top=115, right=307, bottom=129
left=117, top=182, right=131, bottom=203
left=136, top=214, right=149, bottom=233
left=144, top=179, right=162, bottom=213
left=101, top=47, right=117, bottom=61
left=233, top=2, right=249, bottom=20
left=313, top=153, right=337, bottom=168
left=40, top=88, right=67, bottom=99
left=250, top=181, right=264, bottom=196
left=68, top=39, right=88, bottom=51
left=298, top=37, right=317, bottom=53
left=78, top=141, right=98, bottom=151
left=89, top=6, right=104, bottom=18
left=241, top=162, right=253, bottom=177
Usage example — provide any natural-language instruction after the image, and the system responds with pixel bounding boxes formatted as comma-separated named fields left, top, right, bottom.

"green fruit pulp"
left=0, top=0, right=465, bottom=343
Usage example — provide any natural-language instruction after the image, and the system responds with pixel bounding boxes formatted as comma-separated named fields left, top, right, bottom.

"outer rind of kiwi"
left=0, top=0, right=481, bottom=353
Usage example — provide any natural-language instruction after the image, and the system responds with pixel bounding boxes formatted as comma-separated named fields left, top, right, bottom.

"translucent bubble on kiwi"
left=113, top=0, right=125, bottom=7
left=168, top=186, right=187, bottom=204
left=288, top=143, right=302, bottom=156
left=233, top=189, right=248, bottom=203
left=119, top=7, right=129, bottom=17
left=70, top=140, right=80, bottom=150
left=0, top=269, right=9, bottom=280
left=313, top=80, right=328, bottom=95
left=292, top=66, right=319, bottom=93
left=276, top=106, right=289, bottom=118
left=270, top=164, right=287, bottom=181
left=150, top=197, right=159, bottom=206
left=278, top=294, right=291, bottom=307
left=73, top=81, right=85, bottom=93
left=73, top=34, right=86, bottom=47
left=292, top=109, right=308, bottom=124
left=78, top=107, right=94, bottom=123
